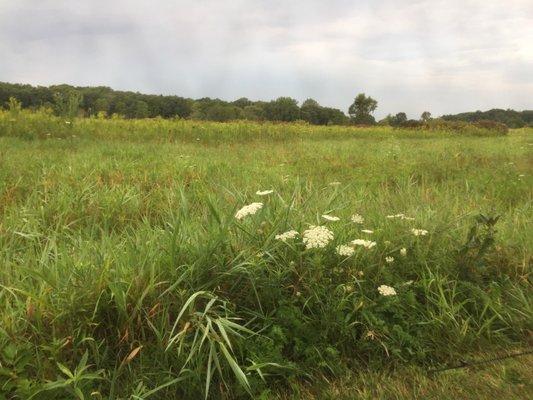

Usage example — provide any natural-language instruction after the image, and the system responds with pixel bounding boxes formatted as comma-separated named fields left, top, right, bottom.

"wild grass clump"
left=0, top=112, right=531, bottom=399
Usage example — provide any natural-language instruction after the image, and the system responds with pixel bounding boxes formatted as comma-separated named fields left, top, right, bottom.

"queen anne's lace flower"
left=400, top=247, right=407, bottom=256
left=378, top=285, right=397, bottom=296
left=386, top=213, right=414, bottom=221
left=351, top=239, right=377, bottom=249
left=336, top=244, right=355, bottom=256
left=235, top=202, right=263, bottom=220
left=322, top=214, right=340, bottom=221
left=302, top=225, right=334, bottom=249
left=275, top=230, right=299, bottom=241
left=411, top=228, right=428, bottom=236
left=385, top=256, right=394, bottom=264
left=386, top=213, right=404, bottom=219
left=256, top=190, right=274, bottom=196
left=351, top=214, right=364, bottom=224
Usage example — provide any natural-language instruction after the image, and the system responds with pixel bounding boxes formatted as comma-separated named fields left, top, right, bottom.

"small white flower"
left=235, top=202, right=263, bottom=220
left=386, top=213, right=404, bottom=219
left=351, top=214, right=364, bottom=224
left=65, top=121, right=71, bottom=124
left=385, top=256, right=394, bottom=264
left=322, top=214, right=340, bottom=221
left=256, top=189, right=274, bottom=196
left=351, top=239, right=376, bottom=249
left=329, top=181, right=341, bottom=186
left=377, top=285, right=397, bottom=296
left=361, top=229, right=374, bottom=234
left=344, top=284, right=354, bottom=293
left=411, top=228, right=428, bottom=236
left=400, top=247, right=407, bottom=257
left=275, top=230, right=299, bottom=242
left=386, top=213, right=414, bottom=221
left=336, top=244, right=355, bottom=256
left=302, top=225, right=334, bottom=249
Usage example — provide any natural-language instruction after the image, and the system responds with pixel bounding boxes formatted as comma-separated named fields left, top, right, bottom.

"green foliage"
left=442, top=108, right=533, bottom=128
left=300, top=99, right=349, bottom=125
left=348, top=93, right=378, bottom=125
left=6, top=96, right=22, bottom=116
left=264, top=97, right=301, bottom=122
left=53, top=90, right=83, bottom=120
left=425, top=118, right=509, bottom=136
left=420, top=111, right=431, bottom=122
left=457, top=214, right=500, bottom=282
left=0, top=82, right=350, bottom=126
left=390, top=112, right=408, bottom=127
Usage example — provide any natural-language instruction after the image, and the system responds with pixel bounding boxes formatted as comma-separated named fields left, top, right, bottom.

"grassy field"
left=0, top=110, right=531, bottom=399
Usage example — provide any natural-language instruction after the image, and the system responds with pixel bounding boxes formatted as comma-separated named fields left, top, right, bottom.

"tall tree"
left=348, top=93, right=378, bottom=125
left=420, top=111, right=431, bottom=122
left=264, top=97, right=300, bottom=122
left=390, top=112, right=407, bottom=127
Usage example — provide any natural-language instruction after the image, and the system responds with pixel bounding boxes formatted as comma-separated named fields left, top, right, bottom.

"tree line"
left=1, top=81, right=531, bottom=127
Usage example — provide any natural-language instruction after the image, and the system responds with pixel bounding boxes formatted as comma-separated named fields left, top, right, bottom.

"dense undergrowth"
left=0, top=110, right=531, bottom=399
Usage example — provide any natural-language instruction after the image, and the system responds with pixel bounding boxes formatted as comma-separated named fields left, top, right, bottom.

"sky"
left=1, top=0, right=532, bottom=118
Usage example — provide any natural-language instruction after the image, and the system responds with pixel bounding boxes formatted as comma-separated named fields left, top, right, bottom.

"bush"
left=424, top=118, right=508, bottom=136
left=473, top=119, right=509, bottom=135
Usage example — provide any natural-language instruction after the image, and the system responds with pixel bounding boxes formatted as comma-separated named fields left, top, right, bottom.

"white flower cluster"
left=411, top=228, right=428, bottom=236
left=336, top=244, right=355, bottom=256
left=351, top=239, right=377, bottom=249
left=400, top=247, right=407, bottom=256
left=377, top=285, right=397, bottom=296
left=302, top=225, right=334, bottom=249
left=275, top=230, right=299, bottom=242
left=385, top=256, right=394, bottom=264
left=351, top=214, right=364, bottom=224
left=256, top=189, right=274, bottom=196
left=235, top=202, right=263, bottom=220
left=322, top=214, right=340, bottom=221
left=386, top=213, right=414, bottom=220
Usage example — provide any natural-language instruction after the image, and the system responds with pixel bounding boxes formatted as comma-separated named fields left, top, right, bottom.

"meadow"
left=0, top=110, right=531, bottom=399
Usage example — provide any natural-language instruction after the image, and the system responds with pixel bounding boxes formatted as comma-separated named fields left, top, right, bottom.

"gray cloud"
left=0, top=0, right=532, bottom=118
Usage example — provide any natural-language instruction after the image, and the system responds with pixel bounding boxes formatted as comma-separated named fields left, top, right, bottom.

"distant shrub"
left=473, top=119, right=509, bottom=135
left=398, top=119, right=424, bottom=129
left=423, top=118, right=508, bottom=136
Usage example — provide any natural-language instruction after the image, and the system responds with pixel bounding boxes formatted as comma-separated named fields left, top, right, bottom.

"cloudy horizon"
left=1, top=0, right=532, bottom=118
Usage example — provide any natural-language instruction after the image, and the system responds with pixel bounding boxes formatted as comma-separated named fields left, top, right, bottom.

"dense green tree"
left=132, top=100, right=149, bottom=119
left=420, top=111, right=431, bottom=122
left=300, top=98, right=324, bottom=125
left=348, top=93, right=378, bottom=125
left=232, top=97, right=252, bottom=108
left=263, top=97, right=300, bottom=122
left=3, top=81, right=529, bottom=127
left=390, top=112, right=408, bottom=127
left=205, top=104, right=243, bottom=121
left=242, top=105, right=265, bottom=121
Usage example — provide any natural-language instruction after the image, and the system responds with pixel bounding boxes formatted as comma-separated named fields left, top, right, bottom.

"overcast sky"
left=1, top=0, right=532, bottom=118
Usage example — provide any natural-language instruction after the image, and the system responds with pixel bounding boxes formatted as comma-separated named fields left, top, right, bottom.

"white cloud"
left=0, top=0, right=531, bottom=117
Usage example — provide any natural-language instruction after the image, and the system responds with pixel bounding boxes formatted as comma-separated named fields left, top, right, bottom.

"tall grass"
left=0, top=110, right=531, bottom=398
